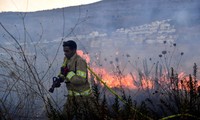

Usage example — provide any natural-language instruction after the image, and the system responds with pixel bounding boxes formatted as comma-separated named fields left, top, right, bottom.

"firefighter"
left=56, top=40, right=98, bottom=120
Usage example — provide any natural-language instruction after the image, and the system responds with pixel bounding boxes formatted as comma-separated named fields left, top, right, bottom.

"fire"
left=77, top=50, right=90, bottom=63
left=177, top=72, right=200, bottom=91
left=91, top=67, right=155, bottom=90
left=140, top=77, right=154, bottom=89
left=77, top=50, right=200, bottom=91
left=92, top=67, right=138, bottom=89
left=77, top=50, right=138, bottom=89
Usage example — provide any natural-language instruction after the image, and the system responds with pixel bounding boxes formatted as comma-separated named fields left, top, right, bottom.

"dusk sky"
left=0, top=0, right=101, bottom=12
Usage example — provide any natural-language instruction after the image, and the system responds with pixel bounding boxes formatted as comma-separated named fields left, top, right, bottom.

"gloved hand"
left=61, top=66, right=70, bottom=76
left=57, top=75, right=70, bottom=84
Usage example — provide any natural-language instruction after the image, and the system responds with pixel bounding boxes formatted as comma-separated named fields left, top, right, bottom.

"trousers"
left=62, top=94, right=99, bottom=120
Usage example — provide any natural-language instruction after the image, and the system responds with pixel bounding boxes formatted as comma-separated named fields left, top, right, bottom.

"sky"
left=0, top=0, right=101, bottom=12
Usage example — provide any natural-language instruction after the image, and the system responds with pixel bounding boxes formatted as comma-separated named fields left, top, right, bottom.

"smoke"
left=73, top=19, right=193, bottom=75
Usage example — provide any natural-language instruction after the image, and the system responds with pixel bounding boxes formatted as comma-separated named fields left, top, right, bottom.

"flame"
left=77, top=50, right=138, bottom=89
left=140, top=77, right=154, bottom=89
left=77, top=50, right=200, bottom=90
left=77, top=50, right=90, bottom=63
left=92, top=67, right=138, bottom=89
left=177, top=73, right=200, bottom=91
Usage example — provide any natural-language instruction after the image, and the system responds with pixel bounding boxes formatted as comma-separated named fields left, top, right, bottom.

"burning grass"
left=46, top=41, right=200, bottom=120
left=46, top=63, right=200, bottom=119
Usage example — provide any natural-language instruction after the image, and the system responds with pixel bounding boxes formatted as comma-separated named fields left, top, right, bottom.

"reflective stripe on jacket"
left=68, top=88, right=92, bottom=96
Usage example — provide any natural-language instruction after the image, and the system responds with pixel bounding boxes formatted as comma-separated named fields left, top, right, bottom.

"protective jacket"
left=58, top=53, right=91, bottom=96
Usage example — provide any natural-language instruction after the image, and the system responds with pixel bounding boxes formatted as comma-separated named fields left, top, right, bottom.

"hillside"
left=0, top=0, right=199, bottom=40
left=0, top=0, right=200, bottom=72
